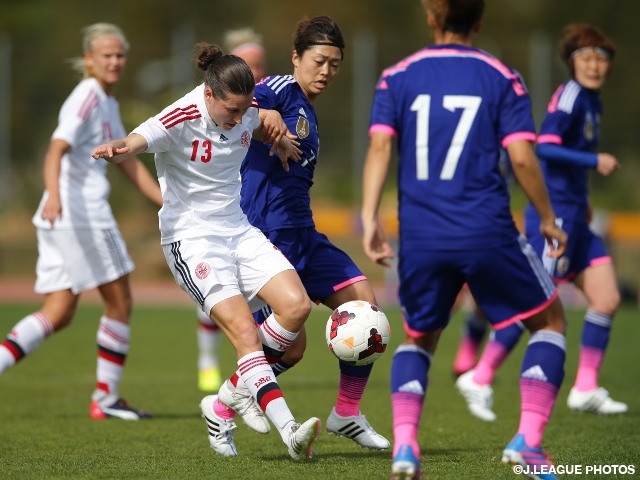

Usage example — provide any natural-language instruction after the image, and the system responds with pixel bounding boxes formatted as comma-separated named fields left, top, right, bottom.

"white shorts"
left=35, top=227, right=135, bottom=295
left=162, top=225, right=294, bottom=316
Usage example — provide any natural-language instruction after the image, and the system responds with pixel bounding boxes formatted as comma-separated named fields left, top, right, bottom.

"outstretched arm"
left=92, top=133, right=149, bottom=164
left=508, top=140, right=567, bottom=257
left=361, top=132, right=395, bottom=267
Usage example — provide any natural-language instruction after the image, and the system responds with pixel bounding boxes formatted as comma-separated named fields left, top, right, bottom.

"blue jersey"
left=526, top=80, right=602, bottom=223
left=370, top=45, right=536, bottom=250
left=240, top=75, right=319, bottom=232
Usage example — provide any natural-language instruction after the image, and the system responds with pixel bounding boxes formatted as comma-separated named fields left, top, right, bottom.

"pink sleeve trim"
left=369, top=124, right=397, bottom=138
left=537, top=134, right=562, bottom=145
left=492, top=290, right=559, bottom=330
left=502, top=132, right=536, bottom=148
left=590, top=256, right=613, bottom=267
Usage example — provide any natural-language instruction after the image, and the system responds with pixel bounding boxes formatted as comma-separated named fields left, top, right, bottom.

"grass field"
left=0, top=302, right=638, bottom=479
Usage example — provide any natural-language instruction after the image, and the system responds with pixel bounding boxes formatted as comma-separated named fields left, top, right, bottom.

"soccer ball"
left=325, top=300, right=391, bottom=366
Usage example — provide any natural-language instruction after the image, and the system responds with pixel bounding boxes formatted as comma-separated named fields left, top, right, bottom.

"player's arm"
left=536, top=143, right=620, bottom=177
left=40, top=138, right=71, bottom=226
left=92, top=133, right=148, bottom=164
left=507, top=139, right=567, bottom=257
left=117, top=157, right=163, bottom=207
left=253, top=108, right=301, bottom=170
left=361, top=131, right=395, bottom=267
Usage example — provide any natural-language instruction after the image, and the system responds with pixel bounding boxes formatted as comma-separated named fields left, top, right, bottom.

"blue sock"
left=339, top=360, right=373, bottom=378
left=493, top=321, right=525, bottom=351
left=581, top=310, right=612, bottom=350
left=390, top=344, right=431, bottom=395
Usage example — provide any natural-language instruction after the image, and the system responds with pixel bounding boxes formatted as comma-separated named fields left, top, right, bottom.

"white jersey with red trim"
left=132, top=83, right=261, bottom=244
left=32, top=78, right=126, bottom=229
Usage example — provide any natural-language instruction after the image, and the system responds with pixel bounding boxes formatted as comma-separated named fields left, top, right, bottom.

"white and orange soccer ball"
left=325, top=300, right=391, bottom=366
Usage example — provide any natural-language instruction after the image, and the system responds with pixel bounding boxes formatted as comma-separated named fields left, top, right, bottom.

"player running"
left=92, top=42, right=321, bottom=460
left=361, top=1, right=569, bottom=478
left=0, top=23, right=161, bottom=420
left=457, top=23, right=627, bottom=422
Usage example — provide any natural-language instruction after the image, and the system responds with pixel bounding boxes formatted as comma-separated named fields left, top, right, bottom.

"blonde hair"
left=224, top=27, right=263, bottom=54
left=68, top=23, right=129, bottom=78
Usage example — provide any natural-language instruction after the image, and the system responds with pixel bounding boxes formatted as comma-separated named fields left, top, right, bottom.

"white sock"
left=238, top=351, right=294, bottom=439
left=0, top=312, right=54, bottom=373
left=197, top=309, right=220, bottom=370
left=93, top=316, right=129, bottom=405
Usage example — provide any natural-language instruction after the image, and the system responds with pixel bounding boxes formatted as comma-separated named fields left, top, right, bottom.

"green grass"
left=0, top=302, right=638, bottom=479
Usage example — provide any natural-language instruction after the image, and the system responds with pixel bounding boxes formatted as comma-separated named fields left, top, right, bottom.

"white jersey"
left=32, top=78, right=126, bottom=230
left=132, top=83, right=261, bottom=244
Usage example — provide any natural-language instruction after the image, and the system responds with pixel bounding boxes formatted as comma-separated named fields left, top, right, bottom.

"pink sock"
left=392, top=391, right=423, bottom=457
left=453, top=337, right=479, bottom=375
left=335, top=374, right=368, bottom=417
left=573, top=346, right=602, bottom=392
left=518, top=378, right=557, bottom=448
left=473, top=340, right=508, bottom=385
left=213, top=398, right=236, bottom=420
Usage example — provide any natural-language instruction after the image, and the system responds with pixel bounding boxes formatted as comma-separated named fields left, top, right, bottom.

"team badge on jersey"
left=584, top=112, right=594, bottom=141
left=296, top=117, right=310, bottom=139
left=556, top=256, right=570, bottom=276
left=241, top=130, right=251, bottom=148
left=195, top=262, right=211, bottom=280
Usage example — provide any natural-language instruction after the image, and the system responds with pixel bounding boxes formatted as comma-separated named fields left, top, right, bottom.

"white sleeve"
left=132, top=116, right=178, bottom=153
left=51, top=83, right=95, bottom=148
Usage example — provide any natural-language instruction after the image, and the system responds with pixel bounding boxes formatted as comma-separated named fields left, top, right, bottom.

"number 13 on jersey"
left=411, top=94, right=481, bottom=180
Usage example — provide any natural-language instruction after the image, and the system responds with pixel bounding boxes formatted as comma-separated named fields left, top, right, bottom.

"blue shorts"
left=525, top=219, right=611, bottom=283
left=398, top=235, right=557, bottom=335
left=254, top=227, right=366, bottom=322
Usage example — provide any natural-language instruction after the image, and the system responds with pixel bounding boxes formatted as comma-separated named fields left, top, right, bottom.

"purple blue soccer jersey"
left=526, top=79, right=602, bottom=223
left=369, top=45, right=536, bottom=250
left=240, top=75, right=319, bottom=232
left=370, top=44, right=557, bottom=332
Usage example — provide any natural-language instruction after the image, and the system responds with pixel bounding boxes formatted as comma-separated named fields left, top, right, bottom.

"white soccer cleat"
left=326, top=408, right=390, bottom=450
left=455, top=369, right=497, bottom=422
left=218, top=380, right=271, bottom=434
left=199, top=395, right=238, bottom=457
left=287, top=417, right=322, bottom=461
left=567, top=387, right=628, bottom=414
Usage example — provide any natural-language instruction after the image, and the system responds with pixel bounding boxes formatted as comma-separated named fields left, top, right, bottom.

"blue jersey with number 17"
left=370, top=44, right=536, bottom=250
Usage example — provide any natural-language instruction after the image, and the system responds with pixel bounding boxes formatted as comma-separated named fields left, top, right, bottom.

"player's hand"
left=92, top=143, right=130, bottom=160
left=275, top=137, right=302, bottom=172
left=596, top=153, right=620, bottom=176
left=540, top=219, right=567, bottom=258
left=260, top=109, right=300, bottom=156
left=362, top=219, right=395, bottom=267
left=41, top=196, right=62, bottom=227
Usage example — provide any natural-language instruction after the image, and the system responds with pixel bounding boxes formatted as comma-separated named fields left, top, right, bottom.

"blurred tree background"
left=0, top=0, right=638, bottom=288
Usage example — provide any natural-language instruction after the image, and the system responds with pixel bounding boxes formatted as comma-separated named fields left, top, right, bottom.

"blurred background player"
left=196, top=26, right=267, bottom=393
left=456, top=23, right=627, bottom=421
left=0, top=23, right=162, bottom=420
left=361, top=1, right=569, bottom=478
left=237, top=15, right=389, bottom=450
left=92, top=42, right=322, bottom=460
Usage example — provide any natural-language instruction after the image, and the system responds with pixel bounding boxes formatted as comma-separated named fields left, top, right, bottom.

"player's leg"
left=0, top=229, right=78, bottom=373
left=470, top=236, right=566, bottom=476
left=501, top=297, right=566, bottom=477
left=0, top=290, right=77, bottom=373
left=452, top=289, right=489, bottom=376
left=323, top=280, right=390, bottom=449
left=569, top=259, right=626, bottom=413
left=92, top=274, right=151, bottom=420
left=456, top=320, right=525, bottom=420
left=196, top=307, right=223, bottom=392
left=391, top=249, right=463, bottom=479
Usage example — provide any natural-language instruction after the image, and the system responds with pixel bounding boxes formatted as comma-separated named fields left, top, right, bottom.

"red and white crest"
left=195, top=262, right=211, bottom=280
left=241, top=130, right=251, bottom=148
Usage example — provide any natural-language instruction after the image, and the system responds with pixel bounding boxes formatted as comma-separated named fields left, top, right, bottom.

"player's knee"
left=590, top=292, right=620, bottom=316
